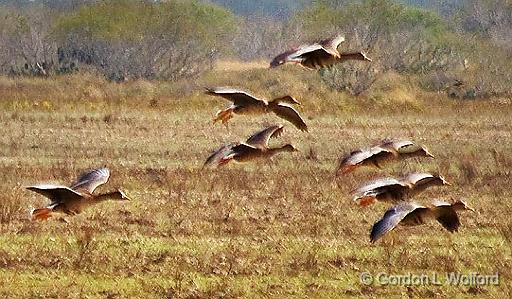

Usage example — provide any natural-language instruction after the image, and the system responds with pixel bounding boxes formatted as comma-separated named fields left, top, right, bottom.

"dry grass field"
left=0, top=64, right=511, bottom=298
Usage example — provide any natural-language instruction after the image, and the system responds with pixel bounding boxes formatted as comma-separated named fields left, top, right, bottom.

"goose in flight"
left=336, top=139, right=434, bottom=175
left=205, top=87, right=308, bottom=132
left=370, top=199, right=475, bottom=243
left=203, top=125, right=298, bottom=168
left=400, top=172, right=451, bottom=197
left=336, top=146, right=397, bottom=175
left=352, top=177, right=412, bottom=206
left=378, top=139, right=434, bottom=159
left=353, top=172, right=451, bottom=206
left=270, top=34, right=371, bottom=70
left=27, top=167, right=131, bottom=220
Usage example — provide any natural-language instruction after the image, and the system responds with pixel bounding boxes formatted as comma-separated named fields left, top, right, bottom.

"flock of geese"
left=337, top=139, right=474, bottom=243
left=26, top=34, right=474, bottom=243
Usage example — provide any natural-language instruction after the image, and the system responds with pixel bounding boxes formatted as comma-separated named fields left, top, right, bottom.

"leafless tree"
left=0, top=7, right=58, bottom=76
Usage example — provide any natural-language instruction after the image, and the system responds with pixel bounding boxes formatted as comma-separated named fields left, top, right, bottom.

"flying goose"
left=337, top=139, right=434, bottom=175
left=203, top=125, right=297, bottom=168
left=270, top=34, right=371, bottom=70
left=27, top=167, right=130, bottom=220
left=370, top=199, right=475, bottom=243
left=353, top=172, right=451, bottom=206
left=336, top=146, right=397, bottom=175
left=206, top=87, right=308, bottom=131
left=378, top=139, right=434, bottom=159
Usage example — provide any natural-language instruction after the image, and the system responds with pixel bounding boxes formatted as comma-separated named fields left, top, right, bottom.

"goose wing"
left=271, top=103, right=308, bottom=132
left=353, top=178, right=409, bottom=201
left=339, top=146, right=394, bottom=168
left=290, top=44, right=328, bottom=59
left=431, top=200, right=460, bottom=232
left=26, top=184, right=83, bottom=203
left=275, top=44, right=330, bottom=64
left=70, top=167, right=110, bottom=193
left=381, top=139, right=430, bottom=155
left=379, top=139, right=414, bottom=151
left=205, top=87, right=265, bottom=106
left=245, top=125, right=284, bottom=149
left=401, top=172, right=434, bottom=185
left=319, top=34, right=345, bottom=56
left=431, top=199, right=451, bottom=207
left=203, top=143, right=237, bottom=168
left=370, top=202, right=425, bottom=243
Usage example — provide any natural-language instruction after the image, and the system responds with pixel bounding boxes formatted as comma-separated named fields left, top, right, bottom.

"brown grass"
left=0, top=65, right=510, bottom=297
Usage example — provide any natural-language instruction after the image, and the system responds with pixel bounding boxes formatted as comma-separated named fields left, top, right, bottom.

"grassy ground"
left=0, top=65, right=511, bottom=298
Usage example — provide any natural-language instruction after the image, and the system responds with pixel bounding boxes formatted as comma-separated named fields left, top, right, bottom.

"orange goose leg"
left=31, top=207, right=54, bottom=221
left=213, top=108, right=234, bottom=124
left=358, top=196, right=377, bottom=207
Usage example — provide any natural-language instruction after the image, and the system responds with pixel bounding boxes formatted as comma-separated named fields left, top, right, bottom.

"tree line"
left=0, top=0, right=511, bottom=98
left=0, top=0, right=236, bottom=81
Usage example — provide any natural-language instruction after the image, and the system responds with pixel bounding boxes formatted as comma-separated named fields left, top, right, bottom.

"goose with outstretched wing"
left=270, top=34, right=371, bottom=70
left=27, top=167, right=130, bottom=220
left=336, top=145, right=397, bottom=175
left=206, top=87, right=308, bottom=131
left=203, top=125, right=297, bottom=168
left=370, top=200, right=474, bottom=243
left=401, top=172, right=451, bottom=196
left=378, top=138, right=434, bottom=159
left=352, top=177, right=412, bottom=206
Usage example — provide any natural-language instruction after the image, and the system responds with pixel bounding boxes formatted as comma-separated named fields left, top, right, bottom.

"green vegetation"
left=1, top=0, right=236, bottom=81
left=0, top=1, right=511, bottom=296
left=0, top=64, right=511, bottom=297
left=210, top=0, right=310, bottom=17
left=1, top=0, right=512, bottom=97
left=0, top=0, right=512, bottom=99
left=54, top=0, right=236, bottom=46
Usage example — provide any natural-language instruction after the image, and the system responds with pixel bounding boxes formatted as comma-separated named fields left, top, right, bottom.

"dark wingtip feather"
left=370, top=218, right=388, bottom=243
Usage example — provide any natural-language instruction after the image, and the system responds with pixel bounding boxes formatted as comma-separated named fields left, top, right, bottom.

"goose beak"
left=118, top=190, right=132, bottom=201
left=466, top=205, right=475, bottom=212
left=362, top=53, right=372, bottom=62
left=440, top=176, right=451, bottom=186
left=425, top=150, right=435, bottom=158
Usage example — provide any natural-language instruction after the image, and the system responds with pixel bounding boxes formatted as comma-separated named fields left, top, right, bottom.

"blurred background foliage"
left=0, top=0, right=511, bottom=98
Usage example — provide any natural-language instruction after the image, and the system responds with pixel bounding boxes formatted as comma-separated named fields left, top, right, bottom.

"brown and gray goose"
left=336, top=145, right=397, bottom=175
left=203, top=125, right=297, bottom=168
left=337, top=139, right=433, bottom=175
left=370, top=199, right=475, bottom=243
left=378, top=139, right=434, bottom=159
left=270, top=34, right=371, bottom=70
left=352, top=177, right=412, bottom=206
left=353, top=172, right=451, bottom=206
left=205, top=87, right=308, bottom=131
left=27, top=167, right=130, bottom=220
left=400, top=172, right=451, bottom=197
